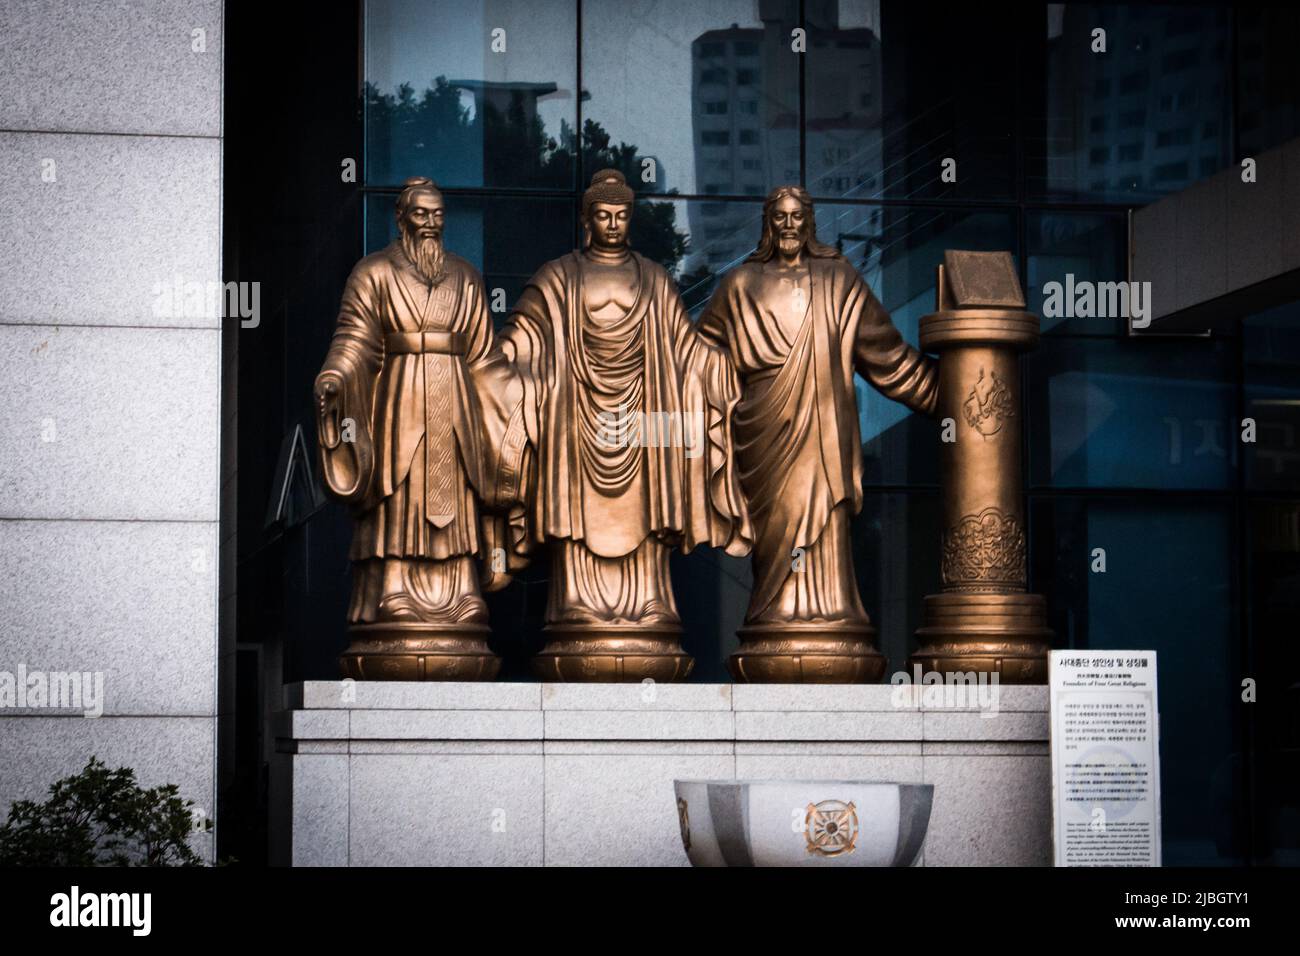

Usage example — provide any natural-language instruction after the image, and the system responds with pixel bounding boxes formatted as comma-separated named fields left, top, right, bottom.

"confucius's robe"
left=316, top=241, right=494, bottom=622
left=697, top=256, right=937, bottom=625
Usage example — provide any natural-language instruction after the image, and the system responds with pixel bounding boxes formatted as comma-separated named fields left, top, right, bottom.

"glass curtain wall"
left=357, top=0, right=1300, bottom=864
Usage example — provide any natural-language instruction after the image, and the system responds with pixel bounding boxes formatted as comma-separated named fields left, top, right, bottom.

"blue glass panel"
left=582, top=0, right=801, bottom=199
left=1027, top=336, right=1237, bottom=490
left=364, top=0, right=578, bottom=189
left=629, top=197, right=765, bottom=312
left=802, top=5, right=887, bottom=202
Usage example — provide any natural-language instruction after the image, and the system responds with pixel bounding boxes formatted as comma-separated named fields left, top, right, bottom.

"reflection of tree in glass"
left=364, top=78, right=689, bottom=276
left=365, top=78, right=477, bottom=183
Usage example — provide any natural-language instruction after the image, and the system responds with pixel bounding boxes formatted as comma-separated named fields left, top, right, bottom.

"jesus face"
left=769, top=193, right=809, bottom=263
left=585, top=201, right=632, bottom=253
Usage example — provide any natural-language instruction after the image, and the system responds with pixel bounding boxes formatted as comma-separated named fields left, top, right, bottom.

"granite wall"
left=0, top=0, right=224, bottom=859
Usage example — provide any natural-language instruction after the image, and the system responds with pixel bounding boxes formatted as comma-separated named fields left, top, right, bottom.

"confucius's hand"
left=315, top=372, right=344, bottom=448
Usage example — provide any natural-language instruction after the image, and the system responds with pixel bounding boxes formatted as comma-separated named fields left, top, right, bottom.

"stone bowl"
left=673, top=780, right=933, bottom=867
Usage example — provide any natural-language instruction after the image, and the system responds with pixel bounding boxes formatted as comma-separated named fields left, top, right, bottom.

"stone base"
left=339, top=622, right=500, bottom=681
left=273, top=682, right=1052, bottom=867
left=911, top=592, right=1051, bottom=684
left=728, top=622, right=885, bottom=684
left=532, top=625, right=693, bottom=682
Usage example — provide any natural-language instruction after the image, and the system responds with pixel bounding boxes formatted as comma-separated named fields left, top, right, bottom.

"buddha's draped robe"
left=473, top=251, right=752, bottom=623
left=315, top=242, right=495, bottom=623
left=697, top=256, right=937, bottom=624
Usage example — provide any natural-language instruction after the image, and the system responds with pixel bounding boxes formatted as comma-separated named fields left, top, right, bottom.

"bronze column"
left=911, top=251, right=1051, bottom=683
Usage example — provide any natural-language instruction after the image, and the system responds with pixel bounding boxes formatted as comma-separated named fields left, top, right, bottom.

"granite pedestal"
left=272, top=681, right=1050, bottom=867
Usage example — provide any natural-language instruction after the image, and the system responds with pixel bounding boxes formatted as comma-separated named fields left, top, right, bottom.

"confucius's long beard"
left=401, top=230, right=446, bottom=286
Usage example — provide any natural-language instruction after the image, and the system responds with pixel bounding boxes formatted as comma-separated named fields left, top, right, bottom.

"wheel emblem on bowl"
left=804, top=800, right=858, bottom=856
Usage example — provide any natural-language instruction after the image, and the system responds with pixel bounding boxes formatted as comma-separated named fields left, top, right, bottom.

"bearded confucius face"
left=398, top=189, right=446, bottom=284
left=770, top=192, right=808, bottom=260
left=399, top=190, right=444, bottom=243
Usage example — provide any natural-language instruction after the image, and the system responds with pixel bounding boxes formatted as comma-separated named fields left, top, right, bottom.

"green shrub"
left=0, top=756, right=208, bottom=866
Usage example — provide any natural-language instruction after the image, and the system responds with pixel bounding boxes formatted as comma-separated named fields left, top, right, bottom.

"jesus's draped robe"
left=697, top=256, right=937, bottom=626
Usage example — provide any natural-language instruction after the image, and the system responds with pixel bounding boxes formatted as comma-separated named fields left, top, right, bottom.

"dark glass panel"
left=1027, top=211, right=1128, bottom=335
left=645, top=197, right=767, bottom=312
left=819, top=205, right=1017, bottom=486
left=1244, top=302, right=1300, bottom=494
left=1235, top=7, right=1300, bottom=158
left=1030, top=495, right=1244, bottom=864
left=1247, top=498, right=1300, bottom=865
left=802, top=1, right=885, bottom=200
left=854, top=490, right=942, bottom=676
left=859, top=1, right=1017, bottom=201
left=1030, top=3, right=1231, bottom=203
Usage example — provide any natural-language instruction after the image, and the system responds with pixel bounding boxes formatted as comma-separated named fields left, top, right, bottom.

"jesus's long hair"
left=746, top=186, right=843, bottom=263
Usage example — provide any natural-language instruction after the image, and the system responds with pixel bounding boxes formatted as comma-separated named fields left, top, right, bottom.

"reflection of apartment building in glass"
left=688, top=21, right=785, bottom=273
left=1047, top=5, right=1229, bottom=201
left=805, top=5, right=883, bottom=203
left=805, top=6, right=884, bottom=277
left=687, top=0, right=882, bottom=273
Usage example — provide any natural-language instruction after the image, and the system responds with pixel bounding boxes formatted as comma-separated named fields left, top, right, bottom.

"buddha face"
left=585, top=201, right=632, bottom=253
